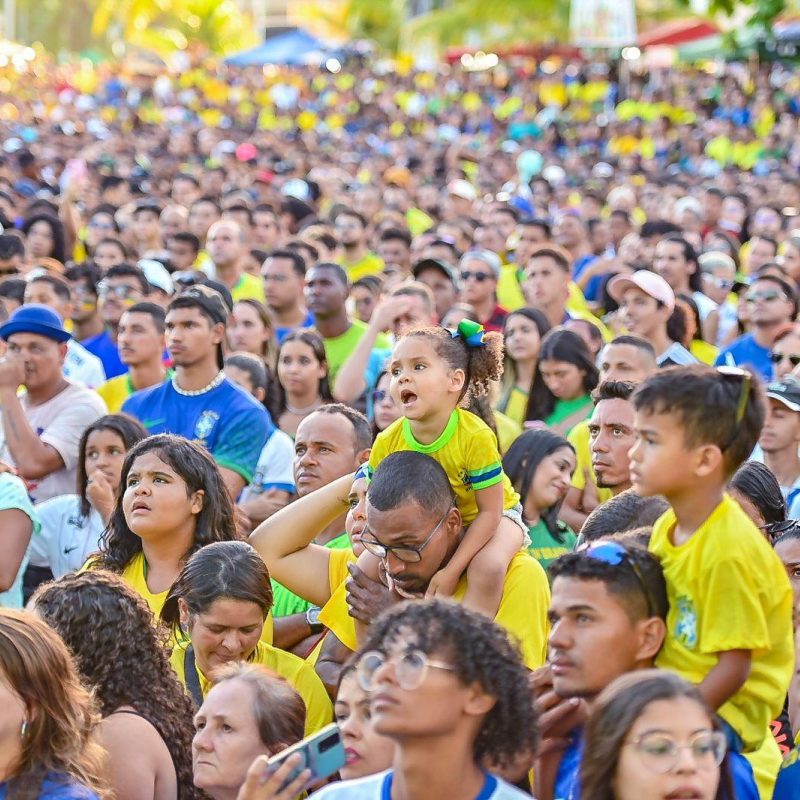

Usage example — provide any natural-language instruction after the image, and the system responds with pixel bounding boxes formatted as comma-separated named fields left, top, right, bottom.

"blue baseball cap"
left=0, top=304, right=71, bottom=343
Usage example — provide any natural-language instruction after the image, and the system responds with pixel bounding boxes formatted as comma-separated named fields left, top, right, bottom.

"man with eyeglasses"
left=715, top=274, right=797, bottom=382
left=83, top=263, right=150, bottom=379
left=315, top=451, right=550, bottom=674
left=534, top=543, right=759, bottom=800
left=759, top=377, right=800, bottom=518
left=698, top=251, right=742, bottom=347
left=458, top=249, right=507, bottom=333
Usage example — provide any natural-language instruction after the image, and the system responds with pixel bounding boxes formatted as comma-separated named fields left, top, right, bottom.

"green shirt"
left=527, top=519, right=576, bottom=576
left=544, top=394, right=593, bottom=435
left=322, top=320, right=390, bottom=389
left=271, top=531, right=351, bottom=618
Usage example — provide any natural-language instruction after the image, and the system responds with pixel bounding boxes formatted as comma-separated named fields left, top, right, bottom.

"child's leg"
left=462, top=517, right=524, bottom=618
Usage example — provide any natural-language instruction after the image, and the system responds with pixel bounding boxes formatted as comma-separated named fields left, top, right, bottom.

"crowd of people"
left=1, top=49, right=800, bottom=800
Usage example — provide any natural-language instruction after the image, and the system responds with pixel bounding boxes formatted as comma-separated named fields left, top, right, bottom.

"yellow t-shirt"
left=499, top=386, right=529, bottom=429
left=690, top=339, right=719, bottom=366
left=96, top=374, right=132, bottom=414
left=497, top=263, right=526, bottom=312
left=369, top=409, right=520, bottom=524
left=650, top=495, right=794, bottom=753
left=231, top=272, right=266, bottom=303
left=111, top=552, right=273, bottom=643
left=338, top=252, right=384, bottom=282
left=492, top=410, right=522, bottom=455
left=567, top=420, right=614, bottom=503
left=319, top=551, right=550, bottom=670
left=170, top=639, right=332, bottom=735
left=121, top=552, right=170, bottom=617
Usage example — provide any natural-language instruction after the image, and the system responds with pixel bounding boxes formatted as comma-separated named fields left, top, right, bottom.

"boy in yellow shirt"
left=630, top=365, right=795, bottom=798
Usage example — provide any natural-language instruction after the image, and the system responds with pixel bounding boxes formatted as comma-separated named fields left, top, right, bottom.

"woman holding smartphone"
left=192, top=663, right=306, bottom=800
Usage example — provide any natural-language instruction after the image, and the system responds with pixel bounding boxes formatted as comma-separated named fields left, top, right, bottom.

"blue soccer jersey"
left=122, top=376, right=271, bottom=483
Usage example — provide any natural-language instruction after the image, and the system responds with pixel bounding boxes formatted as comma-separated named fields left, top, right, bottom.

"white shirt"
left=0, top=381, right=107, bottom=504
left=64, top=340, right=106, bottom=389
left=240, top=427, right=295, bottom=503
left=29, top=495, right=105, bottom=577
left=692, top=290, right=718, bottom=323
left=310, top=771, right=530, bottom=800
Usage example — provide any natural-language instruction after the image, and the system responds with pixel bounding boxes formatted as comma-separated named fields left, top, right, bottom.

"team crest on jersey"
left=194, top=410, right=220, bottom=441
left=674, top=595, right=698, bottom=649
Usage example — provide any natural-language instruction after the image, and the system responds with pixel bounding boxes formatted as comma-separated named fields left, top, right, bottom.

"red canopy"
left=638, top=18, right=720, bottom=48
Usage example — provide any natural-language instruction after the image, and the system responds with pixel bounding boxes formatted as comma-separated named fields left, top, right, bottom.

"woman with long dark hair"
left=22, top=213, right=67, bottom=265
left=91, top=434, right=238, bottom=616
left=580, top=670, right=735, bottom=800
left=497, top=307, right=553, bottom=427
left=33, top=415, right=148, bottom=578
left=33, top=571, right=199, bottom=800
left=538, top=328, right=599, bottom=435
left=275, top=330, right=333, bottom=437
left=503, top=429, right=577, bottom=572
left=0, top=609, right=106, bottom=799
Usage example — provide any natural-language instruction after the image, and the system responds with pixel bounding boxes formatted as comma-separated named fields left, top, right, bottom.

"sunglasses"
left=577, top=541, right=657, bottom=617
left=703, top=275, right=733, bottom=291
left=759, top=519, right=800, bottom=544
left=717, top=366, right=752, bottom=452
left=460, top=271, right=493, bottom=282
left=770, top=352, right=800, bottom=367
left=746, top=290, right=785, bottom=304
left=371, top=389, right=394, bottom=405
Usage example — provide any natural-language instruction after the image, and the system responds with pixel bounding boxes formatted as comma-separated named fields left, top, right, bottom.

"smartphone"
left=266, top=723, right=346, bottom=790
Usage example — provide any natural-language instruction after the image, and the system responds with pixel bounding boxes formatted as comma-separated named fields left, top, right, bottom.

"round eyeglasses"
left=357, top=649, right=455, bottom=692
left=627, top=731, right=727, bottom=774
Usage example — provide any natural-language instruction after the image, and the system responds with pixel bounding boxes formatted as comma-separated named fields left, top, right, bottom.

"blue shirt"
left=81, top=329, right=126, bottom=379
left=0, top=473, right=40, bottom=609
left=553, top=725, right=757, bottom=800
left=122, top=376, right=271, bottom=483
left=554, top=730, right=583, bottom=800
left=0, top=773, right=99, bottom=800
left=774, top=746, right=800, bottom=800
left=714, top=332, right=772, bottom=382
left=276, top=311, right=315, bottom=344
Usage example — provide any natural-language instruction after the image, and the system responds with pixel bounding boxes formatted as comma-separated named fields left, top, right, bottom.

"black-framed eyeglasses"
left=770, top=352, right=800, bottom=367
left=577, top=541, right=657, bottom=617
left=717, top=366, right=752, bottom=452
left=759, top=519, right=800, bottom=544
left=359, top=504, right=453, bottom=563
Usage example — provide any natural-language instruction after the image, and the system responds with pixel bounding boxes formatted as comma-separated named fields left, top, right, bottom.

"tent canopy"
left=639, top=18, right=719, bottom=48
left=225, top=27, right=329, bottom=67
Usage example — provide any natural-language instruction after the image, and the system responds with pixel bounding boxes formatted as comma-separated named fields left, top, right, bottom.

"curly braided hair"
left=32, top=571, right=202, bottom=800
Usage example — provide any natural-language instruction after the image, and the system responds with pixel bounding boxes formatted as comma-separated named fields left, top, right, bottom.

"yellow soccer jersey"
left=368, top=409, right=519, bottom=524
left=650, top=495, right=794, bottom=753
left=318, top=550, right=549, bottom=670
left=170, top=639, right=332, bottom=735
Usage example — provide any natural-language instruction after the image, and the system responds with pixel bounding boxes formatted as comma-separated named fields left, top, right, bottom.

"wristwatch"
left=306, top=605, right=324, bottom=635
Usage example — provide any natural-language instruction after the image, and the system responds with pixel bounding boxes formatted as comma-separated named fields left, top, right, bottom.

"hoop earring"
left=20, top=720, right=27, bottom=738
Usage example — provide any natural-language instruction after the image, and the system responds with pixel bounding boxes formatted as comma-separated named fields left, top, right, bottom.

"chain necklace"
left=172, top=370, right=226, bottom=397
left=285, top=397, right=322, bottom=415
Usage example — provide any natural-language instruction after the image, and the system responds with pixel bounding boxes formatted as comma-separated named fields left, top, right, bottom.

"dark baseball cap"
left=172, top=284, right=229, bottom=325
left=765, top=376, right=800, bottom=413
left=412, top=258, right=458, bottom=288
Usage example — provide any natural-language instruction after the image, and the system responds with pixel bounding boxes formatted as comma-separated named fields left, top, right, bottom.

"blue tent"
left=225, top=28, right=330, bottom=67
